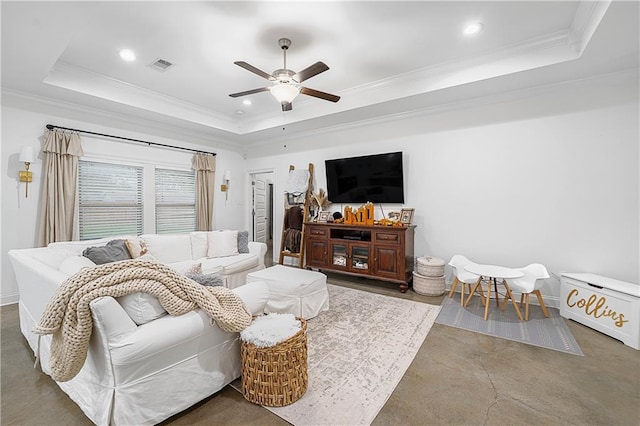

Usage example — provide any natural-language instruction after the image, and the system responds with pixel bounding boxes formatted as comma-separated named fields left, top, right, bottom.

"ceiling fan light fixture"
left=270, top=83, right=300, bottom=104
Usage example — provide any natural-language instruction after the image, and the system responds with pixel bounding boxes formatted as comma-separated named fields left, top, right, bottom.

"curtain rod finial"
left=46, top=124, right=54, bottom=130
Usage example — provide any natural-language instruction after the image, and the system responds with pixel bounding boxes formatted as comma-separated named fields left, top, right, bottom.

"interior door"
left=253, top=178, right=267, bottom=243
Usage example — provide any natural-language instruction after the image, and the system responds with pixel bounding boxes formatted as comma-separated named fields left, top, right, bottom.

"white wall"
left=3, top=71, right=638, bottom=307
left=245, top=71, right=639, bottom=306
left=1, top=101, right=246, bottom=305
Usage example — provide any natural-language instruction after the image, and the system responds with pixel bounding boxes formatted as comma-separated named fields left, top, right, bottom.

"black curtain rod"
left=45, top=124, right=216, bottom=156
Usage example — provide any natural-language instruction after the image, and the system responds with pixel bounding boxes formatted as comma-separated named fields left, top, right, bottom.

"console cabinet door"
left=374, top=245, right=402, bottom=280
left=329, top=242, right=349, bottom=271
left=307, top=239, right=328, bottom=267
left=349, top=244, right=371, bottom=274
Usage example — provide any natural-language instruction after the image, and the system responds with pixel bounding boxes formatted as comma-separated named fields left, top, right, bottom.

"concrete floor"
left=2, top=266, right=639, bottom=425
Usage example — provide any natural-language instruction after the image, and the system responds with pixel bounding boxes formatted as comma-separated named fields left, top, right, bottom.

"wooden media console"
left=304, top=222, right=415, bottom=292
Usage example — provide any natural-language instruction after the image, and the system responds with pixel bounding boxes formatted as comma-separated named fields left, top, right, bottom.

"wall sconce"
left=221, top=170, right=231, bottom=202
left=19, top=146, right=36, bottom=198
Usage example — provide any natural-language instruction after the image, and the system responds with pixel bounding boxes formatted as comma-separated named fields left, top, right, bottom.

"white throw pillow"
left=168, top=261, right=203, bottom=276
left=116, top=292, right=167, bottom=325
left=207, top=230, right=239, bottom=258
left=59, top=256, right=96, bottom=276
left=190, top=232, right=209, bottom=259
left=141, top=234, right=192, bottom=263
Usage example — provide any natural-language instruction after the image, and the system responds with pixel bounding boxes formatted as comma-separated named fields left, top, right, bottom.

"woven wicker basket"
left=416, top=256, right=445, bottom=277
left=241, top=318, right=308, bottom=407
left=413, top=271, right=445, bottom=296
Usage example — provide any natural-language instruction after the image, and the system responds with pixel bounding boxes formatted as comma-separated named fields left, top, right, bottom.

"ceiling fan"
left=229, top=38, right=340, bottom=112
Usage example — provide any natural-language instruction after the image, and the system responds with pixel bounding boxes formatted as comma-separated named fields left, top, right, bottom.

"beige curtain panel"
left=38, top=130, right=84, bottom=246
left=192, top=154, right=216, bottom=231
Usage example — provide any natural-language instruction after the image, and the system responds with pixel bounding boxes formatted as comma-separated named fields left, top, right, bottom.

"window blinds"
left=155, top=168, right=196, bottom=234
left=79, top=161, right=143, bottom=240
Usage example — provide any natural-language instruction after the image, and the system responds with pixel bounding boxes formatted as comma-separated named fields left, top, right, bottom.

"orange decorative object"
left=343, top=202, right=376, bottom=226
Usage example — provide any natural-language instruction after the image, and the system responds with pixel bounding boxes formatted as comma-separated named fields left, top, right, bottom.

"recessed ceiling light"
left=235, top=110, right=245, bottom=115
left=463, top=22, right=483, bottom=36
left=242, top=99, right=252, bottom=106
left=119, top=49, right=136, bottom=62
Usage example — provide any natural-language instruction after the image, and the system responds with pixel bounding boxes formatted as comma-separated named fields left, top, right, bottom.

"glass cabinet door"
left=351, top=246, right=370, bottom=271
left=331, top=243, right=348, bottom=268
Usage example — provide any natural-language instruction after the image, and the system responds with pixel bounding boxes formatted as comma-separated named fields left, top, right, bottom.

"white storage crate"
left=560, top=273, right=639, bottom=350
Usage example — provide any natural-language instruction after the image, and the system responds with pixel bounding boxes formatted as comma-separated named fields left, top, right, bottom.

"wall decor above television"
left=325, top=152, right=405, bottom=204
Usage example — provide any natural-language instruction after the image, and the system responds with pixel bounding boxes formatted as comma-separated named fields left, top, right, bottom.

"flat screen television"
left=325, top=152, right=405, bottom=204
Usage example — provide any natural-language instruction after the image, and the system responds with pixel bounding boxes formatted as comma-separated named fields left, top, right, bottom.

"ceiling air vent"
left=149, top=58, right=174, bottom=72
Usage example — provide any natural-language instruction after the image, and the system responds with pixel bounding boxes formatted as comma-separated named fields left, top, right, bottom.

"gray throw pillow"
left=237, top=230, right=249, bottom=253
left=186, top=273, right=224, bottom=287
left=82, top=239, right=132, bottom=265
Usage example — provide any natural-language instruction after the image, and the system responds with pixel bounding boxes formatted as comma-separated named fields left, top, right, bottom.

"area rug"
left=233, top=284, right=441, bottom=425
left=436, top=293, right=583, bottom=356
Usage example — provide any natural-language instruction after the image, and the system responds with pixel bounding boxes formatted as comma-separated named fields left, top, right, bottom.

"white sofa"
left=8, top=232, right=269, bottom=425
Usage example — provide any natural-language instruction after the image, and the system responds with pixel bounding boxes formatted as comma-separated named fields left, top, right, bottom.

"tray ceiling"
left=2, top=1, right=638, bottom=149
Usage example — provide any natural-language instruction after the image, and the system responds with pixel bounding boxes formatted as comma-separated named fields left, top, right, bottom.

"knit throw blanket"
left=33, top=258, right=252, bottom=382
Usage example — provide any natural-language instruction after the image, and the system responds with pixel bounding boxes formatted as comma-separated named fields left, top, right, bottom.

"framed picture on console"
left=400, top=208, right=414, bottom=225
left=318, top=211, right=332, bottom=222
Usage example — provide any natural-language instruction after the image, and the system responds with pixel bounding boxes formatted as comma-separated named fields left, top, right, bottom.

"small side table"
left=464, top=264, right=524, bottom=321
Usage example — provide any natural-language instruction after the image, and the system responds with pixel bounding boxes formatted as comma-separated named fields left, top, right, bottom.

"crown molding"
left=569, top=0, right=612, bottom=54
left=242, top=67, right=639, bottom=157
left=1, top=88, right=242, bottom=153
left=239, top=28, right=587, bottom=135
left=43, top=61, right=241, bottom=133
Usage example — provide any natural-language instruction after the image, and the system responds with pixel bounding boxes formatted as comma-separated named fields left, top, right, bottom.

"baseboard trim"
left=1, top=293, right=19, bottom=306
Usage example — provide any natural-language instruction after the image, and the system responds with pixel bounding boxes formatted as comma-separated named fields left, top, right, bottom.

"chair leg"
left=524, top=293, right=530, bottom=321
left=483, top=280, right=492, bottom=321
left=464, top=278, right=481, bottom=308
left=477, top=282, right=486, bottom=306
left=448, top=277, right=459, bottom=299
left=534, top=290, right=550, bottom=318
left=460, top=282, right=466, bottom=306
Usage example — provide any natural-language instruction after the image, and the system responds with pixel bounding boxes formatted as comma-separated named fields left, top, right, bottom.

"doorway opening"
left=250, top=171, right=275, bottom=266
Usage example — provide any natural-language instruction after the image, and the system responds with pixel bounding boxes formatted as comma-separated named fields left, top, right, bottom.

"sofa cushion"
left=32, top=248, right=78, bottom=269
left=233, top=280, right=269, bottom=316
left=116, top=292, right=167, bottom=325
left=237, top=230, right=249, bottom=254
left=141, top=234, right=192, bottom=264
left=48, top=235, right=136, bottom=255
left=190, top=232, right=209, bottom=259
left=201, top=253, right=258, bottom=275
left=207, top=230, right=238, bottom=258
left=83, top=240, right=131, bottom=265
left=59, top=256, right=96, bottom=276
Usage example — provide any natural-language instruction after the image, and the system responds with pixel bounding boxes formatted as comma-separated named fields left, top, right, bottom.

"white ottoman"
left=247, top=265, right=329, bottom=319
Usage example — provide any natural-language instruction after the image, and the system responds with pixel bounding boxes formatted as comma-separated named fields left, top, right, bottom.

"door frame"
left=247, top=168, right=276, bottom=246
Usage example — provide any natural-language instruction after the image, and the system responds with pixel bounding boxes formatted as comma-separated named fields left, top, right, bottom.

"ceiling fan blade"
left=300, top=87, right=340, bottom=103
left=281, top=101, right=293, bottom=112
left=234, top=61, right=274, bottom=80
left=229, top=87, right=270, bottom=98
left=294, top=62, right=329, bottom=83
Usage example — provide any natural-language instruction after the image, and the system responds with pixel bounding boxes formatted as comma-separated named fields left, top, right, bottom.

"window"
left=155, top=168, right=196, bottom=234
left=79, top=161, right=143, bottom=240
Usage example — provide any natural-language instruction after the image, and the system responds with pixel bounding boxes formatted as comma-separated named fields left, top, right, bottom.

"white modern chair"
left=504, top=263, right=550, bottom=320
left=447, top=255, right=483, bottom=306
